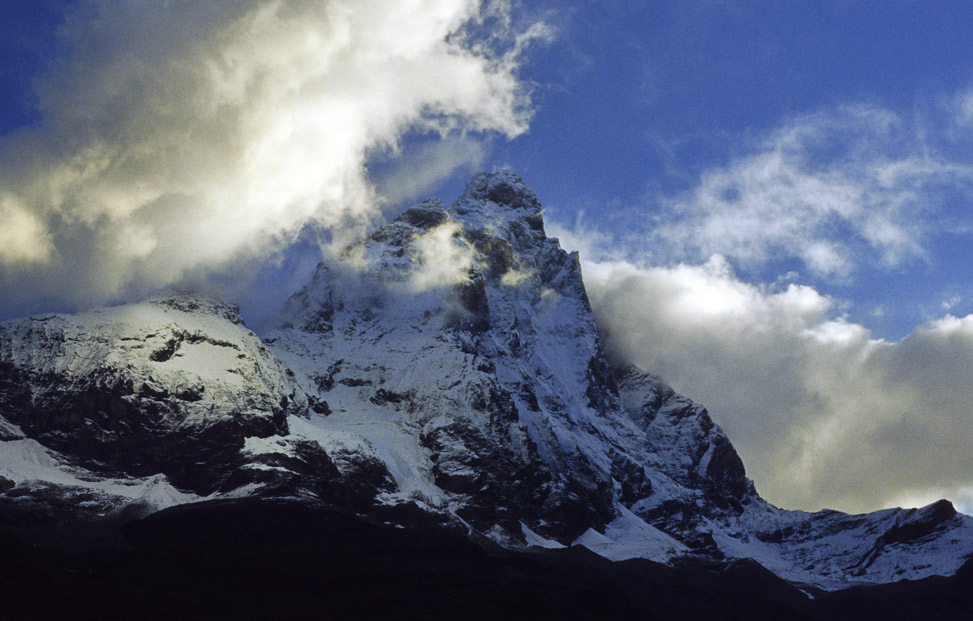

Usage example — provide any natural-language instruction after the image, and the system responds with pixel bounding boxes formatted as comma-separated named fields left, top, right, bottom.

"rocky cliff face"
left=0, top=172, right=970, bottom=590
left=264, top=173, right=758, bottom=544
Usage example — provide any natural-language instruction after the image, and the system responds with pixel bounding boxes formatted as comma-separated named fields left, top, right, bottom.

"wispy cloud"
left=0, top=0, right=549, bottom=311
left=652, top=105, right=973, bottom=278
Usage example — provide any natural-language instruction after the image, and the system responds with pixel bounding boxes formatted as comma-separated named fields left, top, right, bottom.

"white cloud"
left=0, top=0, right=547, bottom=310
left=953, top=90, right=973, bottom=129
left=577, top=253, right=973, bottom=514
left=410, top=220, right=475, bottom=290
left=942, top=295, right=961, bottom=311
left=372, top=134, right=490, bottom=207
left=653, top=106, right=973, bottom=278
left=0, top=194, right=55, bottom=265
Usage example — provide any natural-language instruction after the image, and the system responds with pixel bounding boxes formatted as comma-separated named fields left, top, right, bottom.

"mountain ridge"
left=0, top=172, right=971, bottom=595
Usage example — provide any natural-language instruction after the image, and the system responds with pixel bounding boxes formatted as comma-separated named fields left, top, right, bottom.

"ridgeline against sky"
left=3, top=0, right=973, bottom=515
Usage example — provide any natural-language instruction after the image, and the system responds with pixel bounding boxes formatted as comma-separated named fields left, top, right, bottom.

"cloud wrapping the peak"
left=0, top=0, right=546, bottom=310
left=409, top=220, right=476, bottom=291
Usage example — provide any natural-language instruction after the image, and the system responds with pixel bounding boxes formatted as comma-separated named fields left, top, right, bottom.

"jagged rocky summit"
left=0, top=172, right=971, bottom=591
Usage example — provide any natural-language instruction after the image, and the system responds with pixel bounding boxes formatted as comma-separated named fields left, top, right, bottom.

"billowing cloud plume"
left=0, top=0, right=548, bottom=311
left=576, top=255, right=973, bottom=514
left=652, top=106, right=973, bottom=278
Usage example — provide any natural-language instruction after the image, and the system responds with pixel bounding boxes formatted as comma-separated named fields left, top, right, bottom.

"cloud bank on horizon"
left=579, top=255, right=973, bottom=514
left=0, top=0, right=547, bottom=308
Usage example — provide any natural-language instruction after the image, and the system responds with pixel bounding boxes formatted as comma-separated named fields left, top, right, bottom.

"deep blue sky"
left=0, top=1, right=69, bottom=131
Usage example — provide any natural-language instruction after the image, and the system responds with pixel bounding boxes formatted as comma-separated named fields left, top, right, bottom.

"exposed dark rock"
left=393, top=198, right=449, bottom=230
left=337, top=377, right=371, bottom=387
left=449, top=276, right=491, bottom=333
left=1, top=374, right=290, bottom=494
left=370, top=388, right=407, bottom=406
left=308, top=396, right=331, bottom=415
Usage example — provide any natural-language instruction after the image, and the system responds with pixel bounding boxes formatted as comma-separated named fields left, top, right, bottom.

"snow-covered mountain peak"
left=366, top=172, right=551, bottom=282
left=446, top=172, right=551, bottom=269
left=2, top=172, right=973, bottom=593
left=266, top=174, right=752, bottom=543
left=264, top=173, right=973, bottom=587
left=452, top=171, right=544, bottom=226
left=276, top=171, right=577, bottom=341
